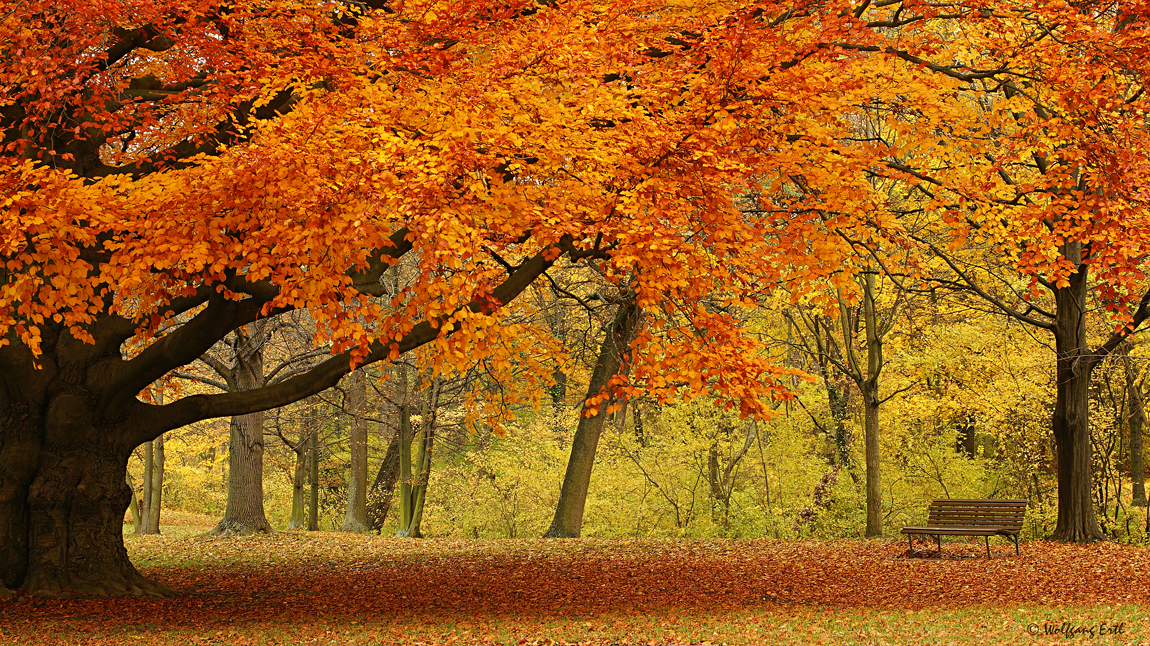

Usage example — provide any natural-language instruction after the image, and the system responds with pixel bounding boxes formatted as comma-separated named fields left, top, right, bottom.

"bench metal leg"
left=908, top=534, right=913, bottom=553
left=985, top=535, right=990, bottom=558
left=1013, top=534, right=1019, bottom=556
left=935, top=534, right=941, bottom=555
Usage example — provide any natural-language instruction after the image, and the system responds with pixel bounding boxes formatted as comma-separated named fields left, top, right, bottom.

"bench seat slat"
left=927, top=517, right=1023, bottom=525
left=902, top=525, right=1019, bottom=536
left=929, top=499, right=1028, bottom=504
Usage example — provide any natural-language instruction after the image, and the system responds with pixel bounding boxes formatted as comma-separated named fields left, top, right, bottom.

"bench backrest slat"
left=926, top=499, right=1026, bottom=530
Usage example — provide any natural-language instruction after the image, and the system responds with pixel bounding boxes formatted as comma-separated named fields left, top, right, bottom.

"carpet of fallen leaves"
left=4, top=518, right=1150, bottom=645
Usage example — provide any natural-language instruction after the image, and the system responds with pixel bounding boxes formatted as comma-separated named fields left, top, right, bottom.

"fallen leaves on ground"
left=4, top=530, right=1150, bottom=645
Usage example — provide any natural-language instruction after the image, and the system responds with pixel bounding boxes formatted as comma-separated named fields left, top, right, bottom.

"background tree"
left=545, top=294, right=641, bottom=538
left=339, top=369, right=372, bottom=533
left=788, top=271, right=907, bottom=536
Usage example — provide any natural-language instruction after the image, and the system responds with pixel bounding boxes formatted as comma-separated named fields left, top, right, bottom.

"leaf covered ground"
left=3, top=515, right=1149, bottom=645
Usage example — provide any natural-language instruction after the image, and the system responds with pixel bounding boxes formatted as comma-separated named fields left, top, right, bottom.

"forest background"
left=134, top=274, right=1150, bottom=544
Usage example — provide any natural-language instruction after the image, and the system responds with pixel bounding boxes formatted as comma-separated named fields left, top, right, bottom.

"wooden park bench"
left=902, top=499, right=1026, bottom=558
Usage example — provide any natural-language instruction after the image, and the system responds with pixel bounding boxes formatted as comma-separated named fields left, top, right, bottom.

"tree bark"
left=127, top=472, right=142, bottom=534
left=144, top=435, right=164, bottom=534
left=544, top=298, right=641, bottom=538
left=3, top=380, right=174, bottom=596
left=25, top=440, right=172, bottom=596
left=862, top=382, right=882, bottom=537
left=308, top=421, right=320, bottom=532
left=0, top=329, right=175, bottom=596
left=340, top=369, right=370, bottom=533
left=367, top=426, right=403, bottom=531
left=211, top=326, right=273, bottom=536
left=140, top=439, right=154, bottom=533
left=396, top=376, right=438, bottom=537
left=1049, top=261, right=1105, bottom=543
left=287, top=421, right=309, bottom=530
left=1125, top=349, right=1147, bottom=507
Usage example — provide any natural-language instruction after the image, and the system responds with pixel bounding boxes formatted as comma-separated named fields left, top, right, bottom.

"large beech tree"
left=0, top=0, right=892, bottom=596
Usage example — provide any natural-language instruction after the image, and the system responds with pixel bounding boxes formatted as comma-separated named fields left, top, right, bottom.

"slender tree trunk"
left=396, top=397, right=414, bottom=537
left=139, top=440, right=154, bottom=534
left=396, top=377, right=438, bottom=537
left=835, top=271, right=890, bottom=538
left=340, top=369, right=370, bottom=532
left=408, top=380, right=438, bottom=537
left=1125, top=350, right=1147, bottom=507
left=367, top=426, right=403, bottom=531
left=127, top=473, right=142, bottom=535
left=145, top=434, right=164, bottom=534
left=308, top=421, right=320, bottom=531
left=552, top=368, right=567, bottom=408
left=1050, top=261, right=1105, bottom=543
left=287, top=421, right=309, bottom=530
left=633, top=403, right=646, bottom=447
left=708, top=443, right=724, bottom=525
left=955, top=415, right=978, bottom=458
left=545, top=298, right=641, bottom=538
left=862, top=383, right=882, bottom=537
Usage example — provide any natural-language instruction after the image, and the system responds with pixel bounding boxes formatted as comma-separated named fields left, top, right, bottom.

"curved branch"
left=100, top=291, right=266, bottom=417
left=266, top=348, right=331, bottom=383
left=196, top=354, right=237, bottom=391
left=907, top=232, right=1056, bottom=331
left=135, top=243, right=562, bottom=444
left=173, top=371, right=230, bottom=392
left=1088, top=289, right=1150, bottom=372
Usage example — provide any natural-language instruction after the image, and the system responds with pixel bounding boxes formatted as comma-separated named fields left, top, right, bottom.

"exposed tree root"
left=1051, top=526, right=1105, bottom=544
left=0, top=585, right=13, bottom=600
left=340, top=518, right=370, bottom=533
left=206, top=519, right=276, bottom=537
left=22, top=568, right=176, bottom=598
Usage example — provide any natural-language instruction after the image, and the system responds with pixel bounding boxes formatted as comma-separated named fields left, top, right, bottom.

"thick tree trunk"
left=545, top=299, right=641, bottom=538
left=1125, top=352, right=1146, bottom=507
left=0, top=412, right=43, bottom=593
left=1049, top=263, right=1104, bottom=543
left=212, top=412, right=273, bottom=535
left=22, top=439, right=171, bottom=595
left=1, top=330, right=177, bottom=596
left=211, top=328, right=273, bottom=536
left=0, top=208, right=556, bottom=595
left=340, top=369, right=370, bottom=533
